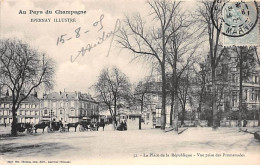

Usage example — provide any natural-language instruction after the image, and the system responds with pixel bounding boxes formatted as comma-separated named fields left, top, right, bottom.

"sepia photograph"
left=0, top=0, right=260, bottom=165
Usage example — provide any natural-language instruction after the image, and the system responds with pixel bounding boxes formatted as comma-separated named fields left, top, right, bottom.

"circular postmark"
left=211, top=0, right=259, bottom=37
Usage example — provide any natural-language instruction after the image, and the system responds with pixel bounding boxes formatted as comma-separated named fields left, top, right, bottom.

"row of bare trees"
left=117, top=0, right=201, bottom=130
left=116, top=0, right=260, bottom=130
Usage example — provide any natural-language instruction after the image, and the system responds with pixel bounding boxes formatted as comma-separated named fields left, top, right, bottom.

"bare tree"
left=0, top=39, right=55, bottom=136
left=197, top=1, right=226, bottom=128
left=134, top=74, right=154, bottom=114
left=232, top=46, right=256, bottom=127
left=177, top=71, right=192, bottom=126
left=117, top=0, right=181, bottom=129
left=94, top=66, right=131, bottom=130
left=166, top=18, right=201, bottom=130
left=193, top=61, right=209, bottom=121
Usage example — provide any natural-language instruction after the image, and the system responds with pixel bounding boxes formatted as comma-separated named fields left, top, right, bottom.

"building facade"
left=41, top=91, right=99, bottom=123
left=203, top=50, right=260, bottom=125
left=0, top=95, right=40, bottom=125
left=0, top=91, right=99, bottom=126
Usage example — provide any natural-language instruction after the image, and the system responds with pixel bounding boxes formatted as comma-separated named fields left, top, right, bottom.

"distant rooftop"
left=0, top=95, right=40, bottom=103
left=43, top=91, right=98, bottom=103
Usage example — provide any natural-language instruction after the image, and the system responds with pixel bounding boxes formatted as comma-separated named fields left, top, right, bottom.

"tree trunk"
left=258, top=107, right=260, bottom=127
left=173, top=76, right=179, bottom=131
left=170, top=90, right=174, bottom=126
left=238, top=53, right=243, bottom=127
left=212, top=69, right=218, bottom=129
left=173, top=94, right=179, bottom=131
left=161, top=64, right=166, bottom=130
left=181, top=109, right=185, bottom=126
left=170, top=72, right=175, bottom=126
left=114, top=97, right=117, bottom=130
left=141, top=95, right=144, bottom=113
left=11, top=107, right=18, bottom=136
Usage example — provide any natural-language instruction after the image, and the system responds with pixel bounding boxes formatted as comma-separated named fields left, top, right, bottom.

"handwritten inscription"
left=56, top=14, right=105, bottom=46
left=55, top=14, right=121, bottom=63
left=70, top=19, right=121, bottom=62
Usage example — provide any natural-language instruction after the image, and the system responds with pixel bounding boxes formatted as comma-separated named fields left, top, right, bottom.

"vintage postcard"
left=0, top=0, right=260, bottom=165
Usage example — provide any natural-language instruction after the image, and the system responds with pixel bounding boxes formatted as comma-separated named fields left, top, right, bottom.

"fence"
left=220, top=120, right=259, bottom=127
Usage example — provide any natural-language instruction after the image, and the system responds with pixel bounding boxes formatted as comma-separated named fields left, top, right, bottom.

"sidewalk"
left=0, top=126, right=11, bottom=135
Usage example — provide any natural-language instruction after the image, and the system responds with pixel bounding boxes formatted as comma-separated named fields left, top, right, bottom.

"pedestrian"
left=243, top=119, right=247, bottom=127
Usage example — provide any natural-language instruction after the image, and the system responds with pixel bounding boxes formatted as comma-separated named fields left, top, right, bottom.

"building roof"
left=79, top=93, right=98, bottom=103
left=0, top=95, right=40, bottom=103
left=43, top=92, right=77, bottom=100
left=43, top=91, right=98, bottom=103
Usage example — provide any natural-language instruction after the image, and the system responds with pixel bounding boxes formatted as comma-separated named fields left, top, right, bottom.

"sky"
left=0, top=0, right=231, bottom=97
left=1, top=0, right=182, bottom=95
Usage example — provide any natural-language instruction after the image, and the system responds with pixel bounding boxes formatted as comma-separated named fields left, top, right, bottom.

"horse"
left=97, top=121, right=105, bottom=131
left=34, top=122, right=49, bottom=133
left=67, top=122, right=79, bottom=132
left=24, top=123, right=34, bottom=134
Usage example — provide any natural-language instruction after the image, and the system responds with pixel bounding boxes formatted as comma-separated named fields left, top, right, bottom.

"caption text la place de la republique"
left=133, top=152, right=245, bottom=158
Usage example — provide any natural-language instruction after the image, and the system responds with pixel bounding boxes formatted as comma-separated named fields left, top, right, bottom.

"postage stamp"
left=211, top=0, right=259, bottom=46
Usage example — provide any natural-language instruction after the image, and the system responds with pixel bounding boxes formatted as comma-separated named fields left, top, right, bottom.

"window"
left=53, top=102, right=56, bottom=108
left=235, top=77, right=238, bottom=83
left=49, top=111, right=54, bottom=117
left=156, top=109, right=161, bottom=118
left=251, top=89, right=254, bottom=101
left=244, top=89, right=248, bottom=100
left=44, top=101, right=48, bottom=108
left=147, top=113, right=150, bottom=120
left=232, top=93, right=237, bottom=107
left=60, top=102, right=63, bottom=107
left=232, top=74, right=235, bottom=83
left=70, top=110, right=75, bottom=116
left=255, top=76, right=258, bottom=83
left=60, top=110, right=63, bottom=115
left=44, top=110, right=48, bottom=115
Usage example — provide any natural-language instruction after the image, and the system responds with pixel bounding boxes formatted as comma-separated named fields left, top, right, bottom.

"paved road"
left=0, top=127, right=260, bottom=164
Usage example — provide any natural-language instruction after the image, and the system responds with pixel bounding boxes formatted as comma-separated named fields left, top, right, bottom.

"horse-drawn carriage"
left=78, top=120, right=105, bottom=132
left=116, top=122, right=127, bottom=131
left=16, top=123, right=34, bottom=134
left=47, top=121, right=65, bottom=133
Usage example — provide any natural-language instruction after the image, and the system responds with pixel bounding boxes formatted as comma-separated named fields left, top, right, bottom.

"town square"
left=0, top=0, right=260, bottom=165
